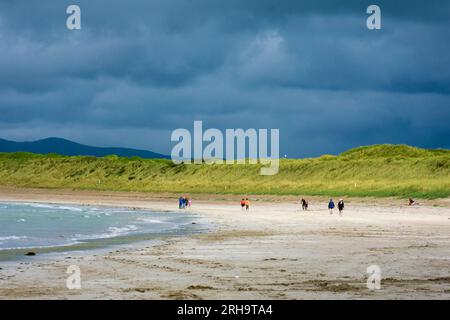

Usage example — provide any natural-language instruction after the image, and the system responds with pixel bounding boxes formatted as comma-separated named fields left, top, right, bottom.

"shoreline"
left=0, top=187, right=449, bottom=299
left=0, top=199, right=213, bottom=263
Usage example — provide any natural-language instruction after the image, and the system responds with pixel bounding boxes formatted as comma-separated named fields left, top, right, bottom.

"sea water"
left=0, top=202, right=208, bottom=260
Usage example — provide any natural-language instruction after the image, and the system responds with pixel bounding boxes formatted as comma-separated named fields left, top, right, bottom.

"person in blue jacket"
left=328, top=199, right=335, bottom=215
left=179, top=196, right=184, bottom=209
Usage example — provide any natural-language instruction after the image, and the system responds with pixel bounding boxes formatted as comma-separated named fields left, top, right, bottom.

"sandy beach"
left=0, top=187, right=449, bottom=300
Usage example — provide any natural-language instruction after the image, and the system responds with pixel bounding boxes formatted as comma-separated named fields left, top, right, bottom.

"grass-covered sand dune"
left=0, top=144, right=448, bottom=199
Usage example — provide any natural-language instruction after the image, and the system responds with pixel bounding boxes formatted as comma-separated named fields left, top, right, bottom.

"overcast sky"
left=0, top=0, right=449, bottom=157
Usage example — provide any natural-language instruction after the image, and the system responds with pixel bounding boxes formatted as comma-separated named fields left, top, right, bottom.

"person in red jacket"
left=240, top=198, right=246, bottom=211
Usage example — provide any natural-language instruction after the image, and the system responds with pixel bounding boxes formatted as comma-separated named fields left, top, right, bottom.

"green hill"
left=339, top=144, right=450, bottom=159
left=0, top=144, right=449, bottom=199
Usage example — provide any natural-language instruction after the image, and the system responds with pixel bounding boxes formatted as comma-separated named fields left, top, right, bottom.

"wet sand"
left=0, top=187, right=449, bottom=299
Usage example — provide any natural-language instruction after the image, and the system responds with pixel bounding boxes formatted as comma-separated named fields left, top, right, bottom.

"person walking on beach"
left=338, top=199, right=344, bottom=216
left=328, top=199, right=335, bottom=215
left=301, top=198, right=308, bottom=211
left=188, top=198, right=192, bottom=208
left=179, top=196, right=184, bottom=209
left=245, top=198, right=250, bottom=211
left=240, top=198, right=246, bottom=211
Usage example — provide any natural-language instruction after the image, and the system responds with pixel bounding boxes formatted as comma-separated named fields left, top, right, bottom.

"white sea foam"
left=108, top=225, right=139, bottom=235
left=72, top=225, right=140, bottom=241
left=137, top=217, right=164, bottom=224
left=0, top=236, right=27, bottom=241
left=25, top=203, right=83, bottom=212
left=58, top=206, right=83, bottom=212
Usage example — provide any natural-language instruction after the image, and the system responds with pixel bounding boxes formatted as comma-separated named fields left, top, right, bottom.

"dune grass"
left=0, top=144, right=448, bottom=199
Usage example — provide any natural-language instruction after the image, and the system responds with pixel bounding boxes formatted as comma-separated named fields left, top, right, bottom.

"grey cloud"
left=0, top=0, right=449, bottom=157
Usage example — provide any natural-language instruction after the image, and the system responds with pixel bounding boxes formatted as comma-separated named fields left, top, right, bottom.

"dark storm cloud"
left=0, top=0, right=449, bottom=156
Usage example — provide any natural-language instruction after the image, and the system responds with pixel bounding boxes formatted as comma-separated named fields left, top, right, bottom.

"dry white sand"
left=0, top=187, right=449, bottom=299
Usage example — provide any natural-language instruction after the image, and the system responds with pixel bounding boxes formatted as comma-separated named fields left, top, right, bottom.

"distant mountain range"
left=0, top=137, right=169, bottom=159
